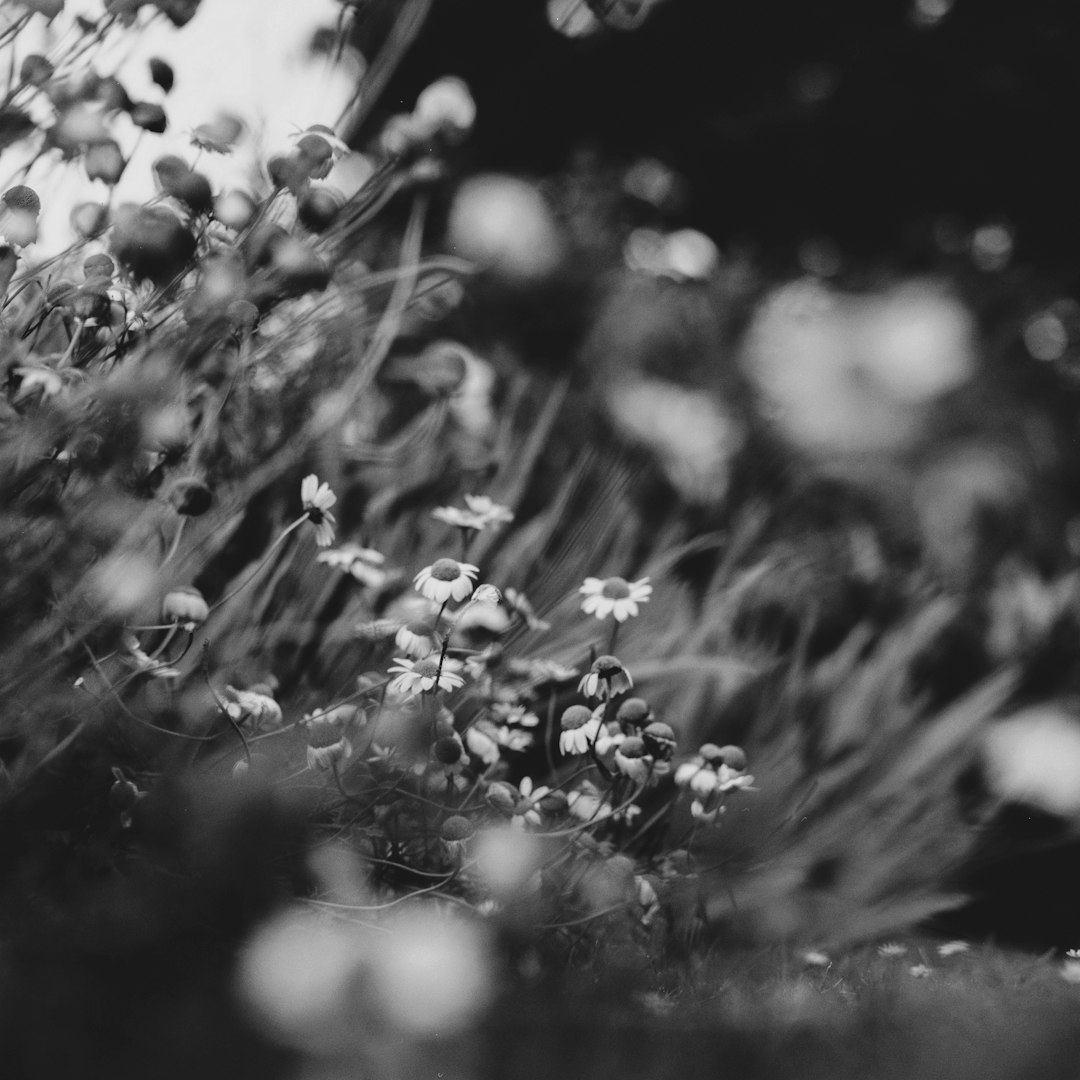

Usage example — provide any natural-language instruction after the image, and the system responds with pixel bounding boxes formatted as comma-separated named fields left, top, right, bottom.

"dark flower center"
left=430, top=558, right=461, bottom=581
left=592, top=655, right=623, bottom=678
left=601, top=577, right=631, bottom=599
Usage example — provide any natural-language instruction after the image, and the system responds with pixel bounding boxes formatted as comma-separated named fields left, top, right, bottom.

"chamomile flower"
left=578, top=655, right=633, bottom=700
left=559, top=704, right=603, bottom=756
left=579, top=575, right=652, bottom=622
left=387, top=656, right=465, bottom=695
left=300, top=474, right=337, bottom=547
left=414, top=558, right=479, bottom=603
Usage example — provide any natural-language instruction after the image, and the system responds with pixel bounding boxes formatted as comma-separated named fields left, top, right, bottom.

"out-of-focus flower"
left=740, top=278, right=975, bottom=456
left=395, top=621, right=441, bottom=659
left=937, top=941, right=971, bottom=957
left=191, top=112, right=246, bottom=154
left=578, top=655, right=633, bottom=700
left=465, top=494, right=513, bottom=525
left=109, top=766, right=146, bottom=828
left=123, top=635, right=180, bottom=679
left=674, top=744, right=753, bottom=797
left=447, top=174, right=564, bottom=283
left=514, top=776, right=552, bottom=828
left=465, top=718, right=502, bottom=765
left=1061, top=960, right=1080, bottom=984
left=414, top=558, right=478, bottom=603
left=387, top=656, right=465, bottom=695
left=1, top=185, right=41, bottom=248
left=579, top=575, right=652, bottom=622
left=316, top=543, right=387, bottom=587
left=503, top=588, right=550, bottom=633
left=559, top=704, right=603, bottom=756
left=982, top=706, right=1080, bottom=819
left=300, top=474, right=337, bottom=547
left=414, top=76, right=476, bottom=143
left=225, top=685, right=283, bottom=727
left=909, top=964, right=933, bottom=978
left=162, top=585, right=209, bottom=626
left=799, top=950, right=832, bottom=968
left=878, top=942, right=908, bottom=957
left=305, top=717, right=351, bottom=771
left=470, top=584, right=502, bottom=608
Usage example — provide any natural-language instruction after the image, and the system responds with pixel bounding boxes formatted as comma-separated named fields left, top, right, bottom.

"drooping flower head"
left=578, top=655, right=633, bottom=700
left=300, top=474, right=337, bottom=547
left=579, top=575, right=652, bottom=622
left=395, top=620, right=442, bottom=659
left=414, top=558, right=478, bottom=603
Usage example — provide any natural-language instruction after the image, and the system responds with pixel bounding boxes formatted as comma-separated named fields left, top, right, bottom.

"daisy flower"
left=414, top=558, right=479, bottom=603
left=579, top=575, right=652, bottom=622
left=387, top=656, right=465, bottom=695
left=877, top=943, right=908, bottom=958
left=578, top=655, right=633, bottom=700
left=463, top=494, right=514, bottom=526
left=559, top=704, right=603, bottom=756
left=301, top=474, right=337, bottom=547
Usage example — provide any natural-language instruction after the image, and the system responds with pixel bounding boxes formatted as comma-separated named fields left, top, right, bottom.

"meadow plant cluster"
left=0, top=0, right=758, bottom=1008
left=9, top=6, right=1080, bottom=1077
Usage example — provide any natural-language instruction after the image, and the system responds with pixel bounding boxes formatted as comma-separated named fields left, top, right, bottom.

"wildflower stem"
left=206, top=515, right=307, bottom=615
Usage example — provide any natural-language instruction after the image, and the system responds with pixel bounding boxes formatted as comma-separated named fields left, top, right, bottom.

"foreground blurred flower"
left=578, top=655, right=633, bottom=700
left=414, top=76, right=476, bottom=143
left=580, top=575, right=652, bottom=622
left=301, top=474, right=337, bottom=546
left=447, top=174, right=564, bottom=282
left=414, top=558, right=478, bottom=603
left=388, top=656, right=465, bottom=695
left=162, top=585, right=209, bottom=626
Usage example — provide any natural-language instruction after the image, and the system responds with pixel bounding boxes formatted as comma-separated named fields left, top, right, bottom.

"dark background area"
left=367, top=0, right=1080, bottom=276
